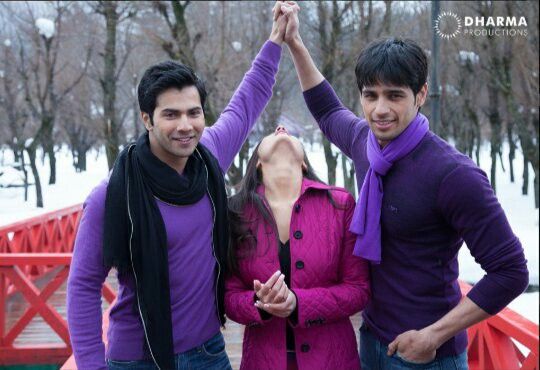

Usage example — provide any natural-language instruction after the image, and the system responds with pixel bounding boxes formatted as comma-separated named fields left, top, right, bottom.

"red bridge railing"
left=0, top=205, right=538, bottom=369
left=0, top=206, right=115, bottom=365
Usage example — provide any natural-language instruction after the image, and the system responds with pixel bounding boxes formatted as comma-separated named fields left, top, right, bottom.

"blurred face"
left=141, top=86, right=205, bottom=172
left=360, top=83, right=427, bottom=148
left=257, top=125, right=306, bottom=170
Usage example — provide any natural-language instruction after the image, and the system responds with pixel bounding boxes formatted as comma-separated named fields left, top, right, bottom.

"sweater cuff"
left=259, top=40, right=282, bottom=67
left=467, top=273, right=528, bottom=315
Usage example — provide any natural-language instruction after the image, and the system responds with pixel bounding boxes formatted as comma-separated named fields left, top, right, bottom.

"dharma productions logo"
left=434, top=11, right=462, bottom=39
left=435, top=11, right=528, bottom=39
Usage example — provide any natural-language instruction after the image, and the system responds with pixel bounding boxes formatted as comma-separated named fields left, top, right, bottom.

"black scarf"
left=103, top=133, right=229, bottom=370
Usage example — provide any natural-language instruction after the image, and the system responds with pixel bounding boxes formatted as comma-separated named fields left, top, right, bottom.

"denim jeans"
left=107, top=332, right=232, bottom=370
left=359, top=325, right=468, bottom=370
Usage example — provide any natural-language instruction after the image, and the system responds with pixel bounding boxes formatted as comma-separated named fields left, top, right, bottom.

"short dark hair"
left=137, top=61, right=207, bottom=122
left=355, top=38, right=428, bottom=95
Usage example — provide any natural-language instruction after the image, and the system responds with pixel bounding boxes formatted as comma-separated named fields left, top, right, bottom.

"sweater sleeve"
left=437, top=165, right=529, bottom=315
left=67, top=181, right=109, bottom=370
left=201, top=41, right=282, bottom=173
left=302, top=80, right=367, bottom=159
left=224, top=273, right=273, bottom=327
left=292, top=194, right=371, bottom=328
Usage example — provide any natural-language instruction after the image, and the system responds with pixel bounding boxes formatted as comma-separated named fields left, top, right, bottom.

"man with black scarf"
left=67, top=5, right=287, bottom=369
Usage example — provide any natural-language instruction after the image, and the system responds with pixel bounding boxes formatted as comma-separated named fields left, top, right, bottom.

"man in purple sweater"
left=278, top=3, right=529, bottom=369
left=66, top=9, right=286, bottom=370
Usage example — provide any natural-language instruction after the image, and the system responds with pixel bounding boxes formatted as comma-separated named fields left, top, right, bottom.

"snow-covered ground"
left=0, top=141, right=538, bottom=323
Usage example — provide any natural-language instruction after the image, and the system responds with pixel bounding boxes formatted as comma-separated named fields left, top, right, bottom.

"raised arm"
left=67, top=182, right=110, bottom=370
left=281, top=2, right=367, bottom=159
left=201, top=5, right=286, bottom=172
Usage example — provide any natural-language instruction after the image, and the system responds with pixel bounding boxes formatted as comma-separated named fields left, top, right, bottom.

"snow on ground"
left=0, top=140, right=538, bottom=323
left=0, top=147, right=109, bottom=224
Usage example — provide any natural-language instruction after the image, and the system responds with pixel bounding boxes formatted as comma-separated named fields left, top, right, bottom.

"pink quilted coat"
left=225, top=178, right=371, bottom=370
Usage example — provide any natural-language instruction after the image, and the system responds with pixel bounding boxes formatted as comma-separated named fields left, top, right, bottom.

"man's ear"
left=301, top=161, right=307, bottom=173
left=416, top=83, right=428, bottom=108
left=141, top=112, right=152, bottom=131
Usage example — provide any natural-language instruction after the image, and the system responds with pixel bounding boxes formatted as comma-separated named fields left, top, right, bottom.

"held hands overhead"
left=269, top=1, right=301, bottom=46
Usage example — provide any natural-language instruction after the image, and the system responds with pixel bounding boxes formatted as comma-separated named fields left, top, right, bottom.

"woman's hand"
left=253, top=270, right=297, bottom=318
left=269, top=1, right=287, bottom=45
left=254, top=270, right=288, bottom=304
left=256, top=289, right=297, bottom=318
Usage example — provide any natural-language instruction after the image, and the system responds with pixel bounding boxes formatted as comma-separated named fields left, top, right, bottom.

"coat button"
left=301, top=343, right=310, bottom=352
left=295, top=260, right=304, bottom=269
left=294, top=204, right=301, bottom=213
left=293, top=230, right=303, bottom=239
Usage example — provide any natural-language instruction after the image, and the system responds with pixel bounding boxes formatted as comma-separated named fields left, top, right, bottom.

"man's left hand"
left=387, top=329, right=438, bottom=364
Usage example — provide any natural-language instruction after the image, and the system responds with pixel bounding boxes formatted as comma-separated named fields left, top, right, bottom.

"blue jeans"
left=107, top=332, right=232, bottom=370
left=359, top=325, right=468, bottom=370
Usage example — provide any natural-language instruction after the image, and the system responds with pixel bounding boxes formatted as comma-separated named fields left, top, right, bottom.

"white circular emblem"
left=434, top=11, right=462, bottom=39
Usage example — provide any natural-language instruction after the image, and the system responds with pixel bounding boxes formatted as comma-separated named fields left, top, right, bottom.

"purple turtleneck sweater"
left=303, top=80, right=529, bottom=358
left=67, top=41, right=281, bottom=369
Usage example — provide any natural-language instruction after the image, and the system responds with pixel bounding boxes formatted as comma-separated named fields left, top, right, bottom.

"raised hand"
left=280, top=1, right=301, bottom=45
left=269, top=1, right=288, bottom=45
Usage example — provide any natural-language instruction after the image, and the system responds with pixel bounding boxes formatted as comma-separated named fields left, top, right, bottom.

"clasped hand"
left=254, top=270, right=297, bottom=318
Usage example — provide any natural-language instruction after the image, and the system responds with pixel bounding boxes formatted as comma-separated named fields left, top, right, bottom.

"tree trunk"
left=102, top=1, right=120, bottom=170
left=534, top=169, right=539, bottom=209
left=46, top=142, right=56, bottom=185
left=75, top=147, right=88, bottom=172
left=487, top=83, right=501, bottom=193
left=26, top=145, right=43, bottom=208
left=20, top=149, right=29, bottom=202
left=508, top=125, right=515, bottom=182
left=40, top=114, right=57, bottom=184
left=342, top=154, right=356, bottom=197
left=522, top=157, right=529, bottom=195
left=323, top=137, right=337, bottom=185
left=226, top=140, right=250, bottom=191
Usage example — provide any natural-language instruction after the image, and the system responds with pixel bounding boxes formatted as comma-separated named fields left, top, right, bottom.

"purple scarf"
left=351, top=113, right=429, bottom=263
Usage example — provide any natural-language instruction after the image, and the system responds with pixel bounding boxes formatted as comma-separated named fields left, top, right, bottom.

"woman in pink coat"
left=225, top=125, right=371, bottom=370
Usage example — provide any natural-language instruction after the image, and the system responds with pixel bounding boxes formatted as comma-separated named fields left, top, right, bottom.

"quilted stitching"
left=224, top=180, right=370, bottom=369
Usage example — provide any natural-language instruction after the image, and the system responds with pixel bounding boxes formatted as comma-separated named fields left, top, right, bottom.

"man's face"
left=360, top=83, right=427, bottom=148
left=141, top=86, right=205, bottom=172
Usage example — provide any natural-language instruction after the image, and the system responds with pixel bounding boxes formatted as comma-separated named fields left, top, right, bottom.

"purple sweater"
left=67, top=41, right=281, bottom=369
left=304, top=80, right=529, bottom=358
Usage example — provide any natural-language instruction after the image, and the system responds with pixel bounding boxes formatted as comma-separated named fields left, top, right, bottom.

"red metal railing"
left=0, top=253, right=116, bottom=365
left=460, top=281, right=539, bottom=370
left=0, top=205, right=82, bottom=291
left=0, top=205, right=538, bottom=369
left=0, top=205, right=115, bottom=365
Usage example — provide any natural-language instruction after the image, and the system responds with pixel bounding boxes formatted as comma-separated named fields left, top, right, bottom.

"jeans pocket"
left=394, top=352, right=438, bottom=369
left=202, top=333, right=227, bottom=357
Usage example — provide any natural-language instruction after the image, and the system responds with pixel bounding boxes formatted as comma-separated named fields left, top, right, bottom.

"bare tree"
left=150, top=0, right=219, bottom=124
left=11, top=2, right=91, bottom=185
left=93, top=1, right=137, bottom=169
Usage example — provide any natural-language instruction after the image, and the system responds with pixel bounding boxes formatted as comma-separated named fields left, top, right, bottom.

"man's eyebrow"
left=384, top=89, right=406, bottom=94
left=160, top=108, right=180, bottom=114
